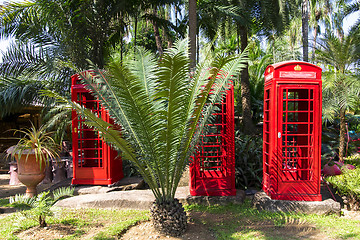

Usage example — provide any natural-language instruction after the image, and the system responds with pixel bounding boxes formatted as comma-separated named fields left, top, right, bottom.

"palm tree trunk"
left=165, top=6, right=173, bottom=49
left=134, top=15, right=138, bottom=56
left=339, top=108, right=346, bottom=162
left=152, top=7, right=163, bottom=56
left=189, top=0, right=197, bottom=70
left=39, top=215, right=47, bottom=227
left=302, top=0, right=309, bottom=62
left=311, top=25, right=318, bottom=62
left=239, top=26, right=256, bottom=134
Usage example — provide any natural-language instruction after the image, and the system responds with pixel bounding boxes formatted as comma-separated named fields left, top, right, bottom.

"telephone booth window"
left=190, top=83, right=235, bottom=196
left=263, top=61, right=322, bottom=201
left=71, top=72, right=123, bottom=185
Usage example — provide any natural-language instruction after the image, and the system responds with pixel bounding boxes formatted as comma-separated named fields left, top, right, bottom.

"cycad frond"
left=9, top=194, right=36, bottom=210
left=52, top=187, right=74, bottom=203
left=67, top=39, right=248, bottom=203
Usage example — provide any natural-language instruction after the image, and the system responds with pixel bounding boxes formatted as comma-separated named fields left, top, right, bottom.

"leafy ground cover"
left=1, top=200, right=360, bottom=240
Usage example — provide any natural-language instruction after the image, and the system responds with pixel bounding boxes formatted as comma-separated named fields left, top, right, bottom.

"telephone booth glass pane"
left=75, top=92, right=103, bottom=168
left=198, top=103, right=226, bottom=178
left=281, top=88, right=314, bottom=181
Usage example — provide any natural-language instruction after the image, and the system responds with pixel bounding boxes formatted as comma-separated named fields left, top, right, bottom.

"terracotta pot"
left=15, top=153, right=46, bottom=198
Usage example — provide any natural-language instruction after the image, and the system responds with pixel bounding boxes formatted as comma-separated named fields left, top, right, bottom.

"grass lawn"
left=186, top=200, right=360, bottom=240
left=0, top=199, right=360, bottom=239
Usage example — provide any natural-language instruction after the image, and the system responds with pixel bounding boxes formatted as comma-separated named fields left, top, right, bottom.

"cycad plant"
left=62, top=40, right=247, bottom=236
left=10, top=187, right=74, bottom=227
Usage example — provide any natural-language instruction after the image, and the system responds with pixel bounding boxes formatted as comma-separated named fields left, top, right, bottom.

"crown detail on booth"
left=294, top=65, right=302, bottom=71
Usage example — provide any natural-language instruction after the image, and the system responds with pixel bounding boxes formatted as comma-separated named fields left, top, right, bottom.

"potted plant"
left=7, top=123, right=59, bottom=197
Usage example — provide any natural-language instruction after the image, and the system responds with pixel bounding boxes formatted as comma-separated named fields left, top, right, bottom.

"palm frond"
left=9, top=194, right=36, bottom=210
left=51, top=40, right=248, bottom=203
left=52, top=187, right=74, bottom=203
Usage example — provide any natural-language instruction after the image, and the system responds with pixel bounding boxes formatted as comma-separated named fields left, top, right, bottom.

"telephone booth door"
left=277, top=85, right=321, bottom=199
left=263, top=61, right=322, bottom=201
left=71, top=72, right=123, bottom=185
left=190, top=84, right=235, bottom=196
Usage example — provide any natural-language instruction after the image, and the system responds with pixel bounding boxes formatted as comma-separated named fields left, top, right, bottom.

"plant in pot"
left=7, top=124, right=59, bottom=197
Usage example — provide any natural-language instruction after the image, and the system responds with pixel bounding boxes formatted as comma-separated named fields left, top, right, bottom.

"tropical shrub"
left=326, top=168, right=360, bottom=210
left=235, top=131, right=263, bottom=190
left=50, top=40, right=248, bottom=236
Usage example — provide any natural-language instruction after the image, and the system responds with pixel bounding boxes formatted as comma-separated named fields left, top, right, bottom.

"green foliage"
left=0, top=198, right=9, bottom=207
left=41, top=102, right=72, bottom=144
left=326, top=168, right=360, bottom=210
left=61, top=40, right=248, bottom=204
left=235, top=132, right=263, bottom=189
left=9, top=187, right=74, bottom=227
left=344, top=155, right=360, bottom=167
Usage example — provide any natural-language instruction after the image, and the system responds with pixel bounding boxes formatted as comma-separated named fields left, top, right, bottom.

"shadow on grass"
left=185, top=200, right=355, bottom=240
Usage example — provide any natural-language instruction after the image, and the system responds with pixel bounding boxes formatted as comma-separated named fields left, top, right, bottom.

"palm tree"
left=343, top=0, right=360, bottom=34
left=56, top=40, right=247, bottom=236
left=309, top=0, right=331, bottom=63
left=316, top=32, right=360, bottom=161
left=0, top=0, right=141, bottom=69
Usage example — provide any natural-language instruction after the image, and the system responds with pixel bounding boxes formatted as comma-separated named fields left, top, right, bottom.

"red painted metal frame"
left=71, top=72, right=123, bottom=185
left=190, top=83, right=235, bottom=196
left=263, top=61, right=322, bottom=201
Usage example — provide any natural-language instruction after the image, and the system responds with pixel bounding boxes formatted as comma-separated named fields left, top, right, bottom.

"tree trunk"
left=339, top=108, right=346, bottom=162
left=302, top=0, right=309, bottom=62
left=165, top=6, right=173, bottom=49
left=239, top=26, right=256, bottom=134
left=311, top=25, right=318, bottom=62
left=134, top=15, right=138, bottom=56
left=152, top=7, right=163, bottom=56
left=39, top=215, right=47, bottom=227
left=120, top=37, right=123, bottom=63
left=151, top=199, right=187, bottom=236
left=189, top=0, right=197, bottom=70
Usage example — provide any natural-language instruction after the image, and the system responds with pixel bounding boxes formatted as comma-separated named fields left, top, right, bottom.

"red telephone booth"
left=190, top=83, right=235, bottom=196
left=263, top=61, right=322, bottom=201
left=71, top=72, right=123, bottom=185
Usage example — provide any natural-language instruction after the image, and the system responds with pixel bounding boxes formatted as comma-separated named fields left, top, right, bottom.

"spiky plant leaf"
left=9, top=194, right=36, bottom=210
left=51, top=39, right=248, bottom=203
left=52, top=187, right=74, bottom=203
left=7, top=123, right=60, bottom=169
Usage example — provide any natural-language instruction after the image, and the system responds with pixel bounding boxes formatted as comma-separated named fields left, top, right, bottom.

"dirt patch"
left=187, top=211, right=327, bottom=240
left=16, top=224, right=77, bottom=240
left=121, top=220, right=216, bottom=240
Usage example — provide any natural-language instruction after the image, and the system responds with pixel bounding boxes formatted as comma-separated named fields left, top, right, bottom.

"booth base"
left=190, top=188, right=236, bottom=196
left=264, top=190, right=322, bottom=201
left=252, top=191, right=340, bottom=215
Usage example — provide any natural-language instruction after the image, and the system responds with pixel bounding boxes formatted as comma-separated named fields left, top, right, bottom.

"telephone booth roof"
left=264, top=61, right=322, bottom=84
